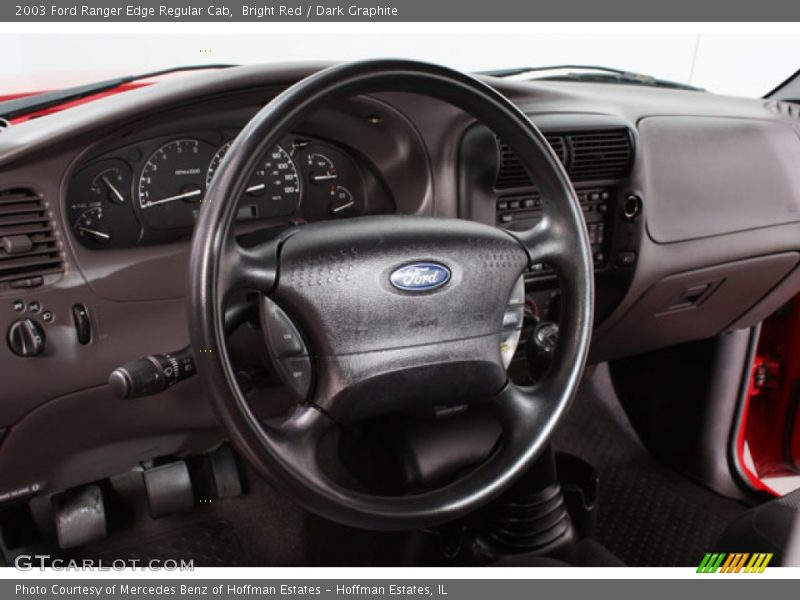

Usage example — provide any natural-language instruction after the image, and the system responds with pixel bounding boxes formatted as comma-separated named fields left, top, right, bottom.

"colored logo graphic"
left=389, top=262, right=451, bottom=292
left=697, top=553, right=773, bottom=573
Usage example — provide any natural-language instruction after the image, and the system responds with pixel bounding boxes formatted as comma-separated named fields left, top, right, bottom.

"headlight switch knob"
left=7, top=318, right=46, bottom=357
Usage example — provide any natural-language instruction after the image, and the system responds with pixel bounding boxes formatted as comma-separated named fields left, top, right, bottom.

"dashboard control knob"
left=7, top=318, right=46, bottom=357
left=526, top=321, right=559, bottom=382
left=533, top=322, right=560, bottom=352
left=623, top=194, right=642, bottom=220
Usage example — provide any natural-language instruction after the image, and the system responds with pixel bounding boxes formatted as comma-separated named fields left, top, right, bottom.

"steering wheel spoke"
left=263, top=403, right=334, bottom=472
left=513, top=217, right=583, bottom=275
left=489, top=380, right=564, bottom=439
left=220, top=236, right=282, bottom=296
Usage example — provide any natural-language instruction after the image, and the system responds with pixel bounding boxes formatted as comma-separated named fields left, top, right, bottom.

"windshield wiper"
left=479, top=64, right=703, bottom=92
left=0, top=64, right=238, bottom=121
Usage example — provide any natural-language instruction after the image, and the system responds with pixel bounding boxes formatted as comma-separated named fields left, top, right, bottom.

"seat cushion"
left=716, top=488, right=800, bottom=566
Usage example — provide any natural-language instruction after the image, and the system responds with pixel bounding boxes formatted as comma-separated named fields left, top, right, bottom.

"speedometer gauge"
left=137, top=138, right=216, bottom=230
left=206, top=141, right=301, bottom=217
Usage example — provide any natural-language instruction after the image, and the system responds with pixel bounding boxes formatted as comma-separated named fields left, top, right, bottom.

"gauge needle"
left=144, top=189, right=202, bottom=207
left=101, top=175, right=125, bottom=203
left=331, top=200, right=356, bottom=214
left=77, top=226, right=110, bottom=240
left=246, top=183, right=266, bottom=194
left=312, top=174, right=337, bottom=183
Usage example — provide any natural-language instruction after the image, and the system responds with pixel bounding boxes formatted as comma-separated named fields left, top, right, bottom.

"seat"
left=716, top=488, right=800, bottom=566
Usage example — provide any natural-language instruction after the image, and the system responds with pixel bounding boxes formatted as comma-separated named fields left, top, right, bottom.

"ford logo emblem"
left=389, top=262, right=451, bottom=292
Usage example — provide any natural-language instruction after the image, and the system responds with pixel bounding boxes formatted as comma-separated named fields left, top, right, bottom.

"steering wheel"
left=188, top=59, right=594, bottom=531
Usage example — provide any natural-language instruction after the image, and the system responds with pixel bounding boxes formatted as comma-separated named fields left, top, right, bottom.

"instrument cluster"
left=66, top=131, right=392, bottom=249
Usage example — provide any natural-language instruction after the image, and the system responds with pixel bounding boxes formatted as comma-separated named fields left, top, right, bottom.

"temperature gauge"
left=90, top=167, right=128, bottom=204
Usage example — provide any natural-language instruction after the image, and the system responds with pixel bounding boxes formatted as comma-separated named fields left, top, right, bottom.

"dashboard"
left=2, top=62, right=800, bottom=502
left=67, top=129, right=393, bottom=249
left=459, top=117, right=642, bottom=326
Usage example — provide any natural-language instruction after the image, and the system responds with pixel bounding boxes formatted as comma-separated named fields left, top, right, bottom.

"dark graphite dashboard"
left=2, top=62, right=800, bottom=501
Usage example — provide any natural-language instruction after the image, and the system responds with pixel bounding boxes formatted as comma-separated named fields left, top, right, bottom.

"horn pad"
left=269, top=215, right=529, bottom=420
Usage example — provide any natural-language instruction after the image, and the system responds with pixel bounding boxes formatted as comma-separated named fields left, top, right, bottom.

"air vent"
left=496, top=135, right=566, bottom=189
left=765, top=100, right=800, bottom=121
left=495, top=129, right=633, bottom=189
left=568, top=130, right=632, bottom=181
left=0, top=188, right=63, bottom=283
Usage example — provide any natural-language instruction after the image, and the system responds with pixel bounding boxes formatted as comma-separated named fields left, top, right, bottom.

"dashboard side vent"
left=545, top=135, right=567, bottom=164
left=765, top=100, right=800, bottom=121
left=568, top=130, right=633, bottom=181
left=496, top=135, right=566, bottom=189
left=0, top=188, right=63, bottom=283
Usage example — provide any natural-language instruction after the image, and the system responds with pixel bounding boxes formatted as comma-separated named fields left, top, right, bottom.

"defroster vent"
left=0, top=188, right=63, bottom=284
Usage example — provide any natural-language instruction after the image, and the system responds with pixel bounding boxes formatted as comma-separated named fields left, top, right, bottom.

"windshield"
left=1, top=32, right=798, bottom=98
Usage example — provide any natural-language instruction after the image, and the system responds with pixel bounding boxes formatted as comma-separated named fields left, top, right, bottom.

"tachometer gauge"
left=73, top=206, right=111, bottom=244
left=137, top=138, right=216, bottom=230
left=207, top=141, right=301, bottom=218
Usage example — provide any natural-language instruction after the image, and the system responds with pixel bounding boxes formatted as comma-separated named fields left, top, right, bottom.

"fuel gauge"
left=329, top=185, right=355, bottom=216
left=73, top=206, right=111, bottom=244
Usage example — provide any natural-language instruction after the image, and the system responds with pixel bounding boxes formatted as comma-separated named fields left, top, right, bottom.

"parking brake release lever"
left=109, top=346, right=195, bottom=399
